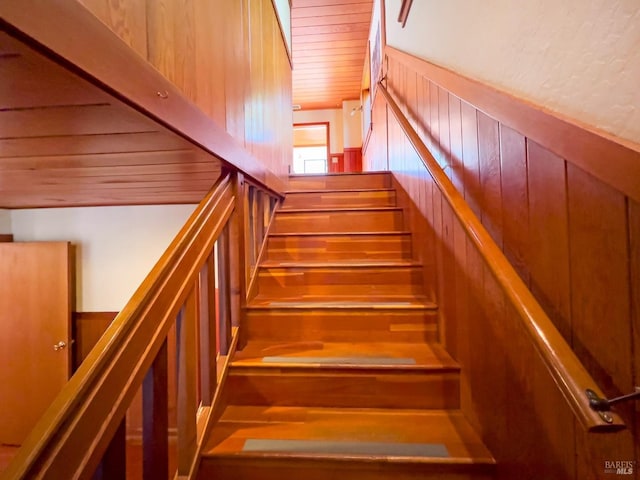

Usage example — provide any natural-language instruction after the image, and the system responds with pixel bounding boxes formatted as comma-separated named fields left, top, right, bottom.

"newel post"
left=229, top=170, right=248, bottom=350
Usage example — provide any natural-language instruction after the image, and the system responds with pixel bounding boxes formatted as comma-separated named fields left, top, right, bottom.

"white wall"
left=0, top=210, right=11, bottom=234
left=385, top=0, right=640, bottom=144
left=294, top=109, right=344, bottom=153
left=342, top=100, right=363, bottom=148
left=10, top=205, right=196, bottom=312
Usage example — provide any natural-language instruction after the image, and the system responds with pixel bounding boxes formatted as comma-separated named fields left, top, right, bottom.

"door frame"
left=293, top=122, right=330, bottom=174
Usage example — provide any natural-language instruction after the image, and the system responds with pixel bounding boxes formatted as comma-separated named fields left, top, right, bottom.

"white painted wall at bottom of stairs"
left=10, top=204, right=196, bottom=312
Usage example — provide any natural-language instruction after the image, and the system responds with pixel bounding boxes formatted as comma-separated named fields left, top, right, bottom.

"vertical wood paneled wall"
left=78, top=0, right=292, bottom=182
left=365, top=51, right=639, bottom=480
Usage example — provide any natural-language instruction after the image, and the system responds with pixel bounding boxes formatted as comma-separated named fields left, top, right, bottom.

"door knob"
left=53, top=341, right=67, bottom=351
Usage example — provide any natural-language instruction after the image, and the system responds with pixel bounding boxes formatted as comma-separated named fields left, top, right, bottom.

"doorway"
left=293, top=123, right=329, bottom=174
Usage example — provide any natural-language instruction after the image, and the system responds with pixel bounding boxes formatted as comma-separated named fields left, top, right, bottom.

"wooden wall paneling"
left=0, top=132, right=188, bottom=158
left=385, top=46, right=640, bottom=204
left=174, top=0, right=198, bottom=103
left=499, top=126, right=530, bottom=284
left=477, top=265, right=508, bottom=475
left=247, top=0, right=265, bottom=164
left=526, top=141, right=572, bottom=342
left=2, top=2, right=290, bottom=195
left=630, top=199, right=640, bottom=470
left=477, top=111, right=503, bottom=249
left=0, top=104, right=157, bottom=138
left=413, top=74, right=426, bottom=139
left=566, top=164, right=636, bottom=480
left=428, top=82, right=440, bottom=166
left=0, top=34, right=111, bottom=110
left=501, top=297, right=576, bottom=480
left=73, top=312, right=118, bottom=369
left=419, top=76, right=432, bottom=154
left=438, top=87, right=451, bottom=176
left=451, top=216, right=469, bottom=381
left=223, top=0, right=246, bottom=142
left=76, top=0, right=148, bottom=58
left=194, top=0, right=225, bottom=127
left=440, top=200, right=457, bottom=353
left=567, top=164, right=632, bottom=396
left=460, top=234, right=484, bottom=431
left=448, top=95, right=464, bottom=193
left=404, top=64, right=419, bottom=133
left=460, top=100, right=482, bottom=218
left=431, top=177, right=445, bottom=342
left=373, top=44, right=640, bottom=479
left=146, top=0, right=177, bottom=86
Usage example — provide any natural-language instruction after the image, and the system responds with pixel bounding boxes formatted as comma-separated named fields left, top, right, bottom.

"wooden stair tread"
left=248, top=296, right=437, bottom=309
left=202, top=406, right=495, bottom=465
left=278, top=206, right=402, bottom=213
left=285, top=188, right=395, bottom=194
left=289, top=171, right=389, bottom=177
left=268, top=231, right=412, bottom=237
left=232, top=341, right=458, bottom=370
left=259, top=260, right=421, bottom=268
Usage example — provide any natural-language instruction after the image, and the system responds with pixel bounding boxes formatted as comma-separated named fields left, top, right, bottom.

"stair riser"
left=199, top=459, right=495, bottom=480
left=257, top=267, right=424, bottom=297
left=288, top=173, right=391, bottom=190
left=283, top=190, right=396, bottom=209
left=272, top=210, right=404, bottom=234
left=226, top=370, right=460, bottom=409
left=265, top=234, right=411, bottom=262
left=245, top=310, right=438, bottom=343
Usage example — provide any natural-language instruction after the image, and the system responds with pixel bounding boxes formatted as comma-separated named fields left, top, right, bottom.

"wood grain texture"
left=73, top=311, right=118, bottom=368
left=0, top=242, right=72, bottom=445
left=272, top=208, right=405, bottom=233
left=499, top=126, right=529, bottom=283
left=3, top=175, right=235, bottom=479
left=245, top=307, right=438, bottom=343
left=526, top=141, right=572, bottom=342
left=385, top=45, right=640, bottom=204
left=1, top=0, right=290, bottom=202
left=0, top=27, right=223, bottom=208
left=292, top=1, right=373, bottom=109
left=200, top=407, right=495, bottom=480
left=370, top=73, right=634, bottom=478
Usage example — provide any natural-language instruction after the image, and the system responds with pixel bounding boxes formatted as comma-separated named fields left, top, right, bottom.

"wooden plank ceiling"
left=0, top=30, right=221, bottom=209
left=292, top=0, right=373, bottom=110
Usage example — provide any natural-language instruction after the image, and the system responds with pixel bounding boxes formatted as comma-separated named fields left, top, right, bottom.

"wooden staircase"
left=198, top=172, right=495, bottom=479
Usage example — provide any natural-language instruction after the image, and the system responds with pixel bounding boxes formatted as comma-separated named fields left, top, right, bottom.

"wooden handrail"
left=0, top=1, right=287, bottom=196
left=377, top=81, right=625, bottom=432
left=3, top=173, right=236, bottom=479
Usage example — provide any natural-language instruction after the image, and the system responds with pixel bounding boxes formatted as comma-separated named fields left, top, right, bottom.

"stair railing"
left=3, top=169, right=282, bottom=479
left=377, top=81, right=625, bottom=432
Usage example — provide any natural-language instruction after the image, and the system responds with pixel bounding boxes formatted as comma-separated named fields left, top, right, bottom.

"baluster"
left=199, top=257, right=218, bottom=406
left=230, top=173, right=247, bottom=347
left=142, top=339, right=168, bottom=480
left=93, top=419, right=126, bottom=480
left=255, top=190, right=264, bottom=259
left=176, top=288, right=198, bottom=476
left=217, top=224, right=232, bottom=355
left=250, top=187, right=259, bottom=269
left=243, top=181, right=252, bottom=289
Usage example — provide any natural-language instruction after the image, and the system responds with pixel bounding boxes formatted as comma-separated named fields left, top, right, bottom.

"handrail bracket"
left=586, top=387, right=640, bottom=423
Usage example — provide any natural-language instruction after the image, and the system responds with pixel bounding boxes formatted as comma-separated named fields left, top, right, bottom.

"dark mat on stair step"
left=242, top=439, right=449, bottom=457
left=261, top=356, right=417, bottom=365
